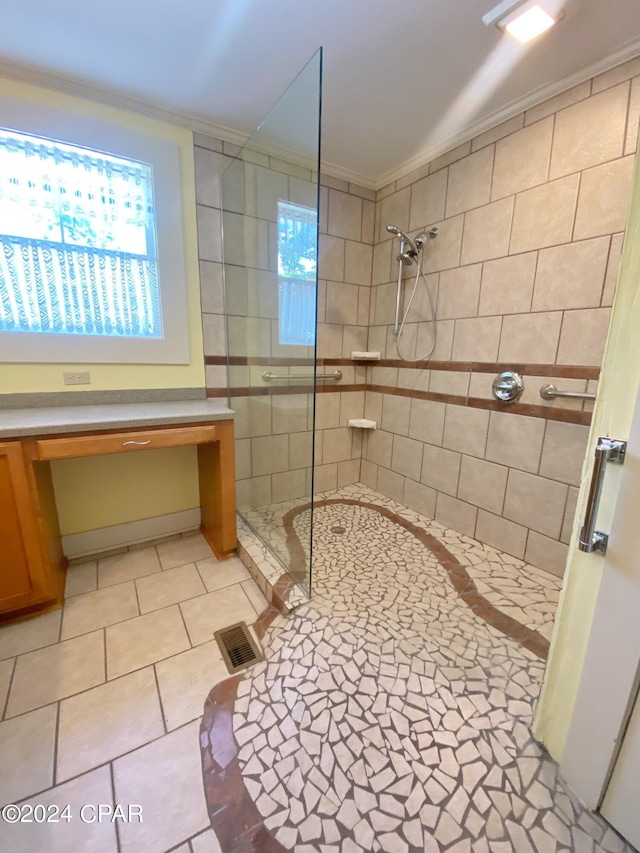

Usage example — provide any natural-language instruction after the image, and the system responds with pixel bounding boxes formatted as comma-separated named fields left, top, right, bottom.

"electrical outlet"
left=63, top=371, right=91, bottom=386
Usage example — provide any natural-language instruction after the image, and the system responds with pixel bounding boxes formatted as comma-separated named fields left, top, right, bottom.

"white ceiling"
left=1, top=0, right=640, bottom=188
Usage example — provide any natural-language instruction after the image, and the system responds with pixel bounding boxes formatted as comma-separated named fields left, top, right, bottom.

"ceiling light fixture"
left=482, top=0, right=565, bottom=43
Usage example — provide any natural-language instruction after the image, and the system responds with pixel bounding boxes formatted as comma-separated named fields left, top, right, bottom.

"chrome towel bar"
left=579, top=437, right=626, bottom=554
left=540, top=384, right=596, bottom=401
left=262, top=370, right=342, bottom=382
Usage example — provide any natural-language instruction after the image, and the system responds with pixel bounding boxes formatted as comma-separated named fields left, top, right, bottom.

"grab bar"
left=579, top=437, right=626, bottom=554
left=540, top=384, right=596, bottom=401
left=262, top=370, right=342, bottom=382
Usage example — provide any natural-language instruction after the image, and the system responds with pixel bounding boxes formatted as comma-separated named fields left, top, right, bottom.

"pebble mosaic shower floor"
left=201, top=485, right=637, bottom=853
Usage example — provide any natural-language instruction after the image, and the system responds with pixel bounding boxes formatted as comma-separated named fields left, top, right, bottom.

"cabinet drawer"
left=36, top=425, right=217, bottom=460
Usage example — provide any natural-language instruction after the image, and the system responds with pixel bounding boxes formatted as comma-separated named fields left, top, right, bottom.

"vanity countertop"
left=0, top=399, right=234, bottom=438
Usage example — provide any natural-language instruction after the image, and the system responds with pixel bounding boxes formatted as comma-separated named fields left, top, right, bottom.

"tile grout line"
left=51, top=700, right=61, bottom=789
left=1, top=656, right=17, bottom=722
left=109, top=761, right=122, bottom=853
left=152, top=663, right=169, bottom=736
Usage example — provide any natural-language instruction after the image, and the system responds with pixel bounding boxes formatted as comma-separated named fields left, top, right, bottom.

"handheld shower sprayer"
left=386, top=222, right=439, bottom=360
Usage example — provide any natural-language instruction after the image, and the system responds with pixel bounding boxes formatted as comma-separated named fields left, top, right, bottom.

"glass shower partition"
left=221, top=50, right=322, bottom=597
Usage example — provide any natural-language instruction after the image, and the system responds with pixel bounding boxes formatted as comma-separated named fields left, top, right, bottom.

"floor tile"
left=0, top=609, right=61, bottom=661
left=241, top=578, right=269, bottom=615
left=64, top=561, right=98, bottom=598
left=155, top=640, right=230, bottom=730
left=113, top=721, right=209, bottom=853
left=136, top=563, right=206, bottom=614
left=98, top=547, right=161, bottom=588
left=57, top=667, right=165, bottom=782
left=197, top=555, right=251, bottom=592
left=191, top=829, right=223, bottom=853
left=156, top=533, right=215, bottom=570
left=6, top=630, right=105, bottom=717
left=0, top=657, right=15, bottom=715
left=60, top=581, right=139, bottom=640
left=0, top=765, right=118, bottom=852
left=106, top=606, right=190, bottom=680
left=0, top=704, right=57, bottom=804
left=180, top=586, right=259, bottom=647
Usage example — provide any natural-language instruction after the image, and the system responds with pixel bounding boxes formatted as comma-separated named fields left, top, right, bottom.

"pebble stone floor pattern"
left=201, top=485, right=638, bottom=853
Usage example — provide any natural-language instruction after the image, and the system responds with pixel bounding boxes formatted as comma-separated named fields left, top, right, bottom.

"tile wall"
left=195, top=55, right=640, bottom=576
left=363, top=57, right=640, bottom=575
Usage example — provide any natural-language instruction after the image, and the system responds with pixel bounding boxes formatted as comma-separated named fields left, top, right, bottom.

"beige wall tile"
left=593, top=57, right=640, bottom=93
left=421, top=445, right=461, bottom=496
left=358, top=285, right=371, bottom=325
left=475, top=511, right=527, bottom=560
left=556, top=307, right=612, bottom=366
left=61, top=582, right=139, bottom=640
left=426, top=214, right=464, bottom=272
left=362, top=199, right=376, bottom=243
left=340, top=391, right=366, bottom=423
left=539, top=421, right=590, bottom=487
left=372, top=240, right=393, bottom=285
left=435, top=494, right=477, bottom=538
left=437, top=265, right=482, bottom=319
left=418, top=317, right=454, bottom=360
left=251, top=434, right=289, bottom=476
left=57, top=667, right=164, bottom=781
left=289, top=431, right=313, bottom=470
left=485, top=411, right=546, bottom=474
left=574, top=156, right=635, bottom=240
left=457, top=456, right=508, bottom=515
left=376, top=467, right=405, bottom=503
left=397, top=163, right=430, bottom=192
left=380, top=187, right=411, bottom=235
left=232, top=397, right=273, bottom=439
left=374, top=281, right=397, bottom=326
left=461, top=197, right=514, bottom=265
left=443, top=405, right=490, bottom=458
left=525, top=532, right=569, bottom=578
left=472, top=114, right=524, bottom=152
left=338, top=459, right=361, bottom=487
left=446, top=147, right=494, bottom=217
left=114, top=721, right=209, bottom=853
left=318, top=234, right=345, bottom=281
left=382, top=394, right=412, bottom=435
left=468, top=372, right=493, bottom=401
left=510, top=174, right=580, bottom=254
left=365, top=429, right=393, bottom=468
left=316, top=323, right=343, bottom=358
left=403, top=479, right=437, bottom=519
left=202, top=313, right=226, bottom=357
left=524, top=80, right=592, bottom=126
left=7, top=630, right=105, bottom=717
left=345, top=242, right=373, bottom=286
left=360, top=459, right=378, bottom=489
left=315, top=391, right=341, bottom=430
left=322, top=428, right=353, bottom=464
left=431, top=141, right=472, bottom=172
left=429, top=370, right=470, bottom=397
left=197, top=205, right=223, bottom=263
left=602, top=233, right=625, bottom=306
left=199, top=260, right=224, bottom=314
left=328, top=189, right=363, bottom=241
left=106, top=607, right=189, bottom=680
left=550, top=83, right=629, bottom=179
left=409, top=399, right=446, bottom=445
left=136, top=565, right=206, bottom=615
left=532, top=237, right=610, bottom=312
left=626, top=77, right=640, bottom=156
left=157, top=533, right=214, bottom=570
left=245, top=163, right=288, bottom=220
left=498, top=311, right=563, bottom=363
left=398, top=367, right=431, bottom=393
left=0, top=610, right=61, bottom=661
left=246, top=269, right=278, bottom=319
left=409, top=169, right=448, bottom=231
left=452, top=316, right=502, bottom=362
left=272, top=395, right=309, bottom=435
left=235, top=437, right=251, bottom=481
left=392, top=434, right=424, bottom=480
left=236, top=476, right=271, bottom=510
left=343, top=324, right=368, bottom=357
left=519, top=375, right=585, bottom=411
left=479, top=252, right=537, bottom=316
left=371, top=366, right=399, bottom=387
left=503, top=470, right=568, bottom=539
left=492, top=117, right=553, bottom=201
left=0, top=705, right=57, bottom=806
left=561, top=487, right=580, bottom=544
left=314, top=462, right=338, bottom=493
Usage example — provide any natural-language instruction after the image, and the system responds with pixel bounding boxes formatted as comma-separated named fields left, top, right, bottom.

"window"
left=0, top=129, right=161, bottom=340
left=277, top=201, right=317, bottom=346
left=0, top=95, right=190, bottom=364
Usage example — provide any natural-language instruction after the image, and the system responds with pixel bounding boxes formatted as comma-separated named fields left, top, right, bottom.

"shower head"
left=386, top=224, right=419, bottom=256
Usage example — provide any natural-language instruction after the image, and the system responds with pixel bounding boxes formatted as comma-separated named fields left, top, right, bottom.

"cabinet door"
left=0, top=442, right=43, bottom=612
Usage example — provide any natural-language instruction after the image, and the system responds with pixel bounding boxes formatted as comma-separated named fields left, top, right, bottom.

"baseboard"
left=61, top=508, right=202, bottom=558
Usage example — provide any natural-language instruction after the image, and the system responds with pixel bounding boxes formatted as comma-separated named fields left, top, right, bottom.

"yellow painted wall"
left=533, top=145, right=640, bottom=759
left=0, top=78, right=205, bottom=534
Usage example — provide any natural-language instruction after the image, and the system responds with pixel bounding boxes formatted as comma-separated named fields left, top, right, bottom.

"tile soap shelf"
left=351, top=351, right=381, bottom=360
left=348, top=419, right=377, bottom=429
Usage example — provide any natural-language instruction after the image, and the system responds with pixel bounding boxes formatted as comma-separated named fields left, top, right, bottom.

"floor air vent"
left=214, top=621, right=263, bottom=674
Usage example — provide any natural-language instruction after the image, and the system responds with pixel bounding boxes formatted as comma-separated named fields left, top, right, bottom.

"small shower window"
left=277, top=201, right=317, bottom=346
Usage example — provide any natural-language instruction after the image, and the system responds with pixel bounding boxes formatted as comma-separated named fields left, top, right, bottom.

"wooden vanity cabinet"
left=0, top=441, right=59, bottom=617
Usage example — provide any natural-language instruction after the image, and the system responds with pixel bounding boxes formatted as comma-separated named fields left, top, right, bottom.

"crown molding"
left=375, top=37, right=640, bottom=190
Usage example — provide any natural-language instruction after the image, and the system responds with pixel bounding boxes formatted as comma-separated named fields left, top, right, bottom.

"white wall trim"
left=1, top=38, right=639, bottom=194
left=62, top=508, right=202, bottom=558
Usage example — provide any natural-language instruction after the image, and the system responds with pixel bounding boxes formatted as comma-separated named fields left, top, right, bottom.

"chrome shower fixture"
left=386, top=224, right=438, bottom=264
